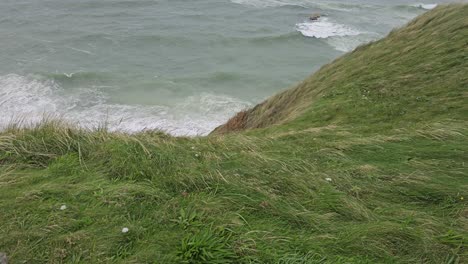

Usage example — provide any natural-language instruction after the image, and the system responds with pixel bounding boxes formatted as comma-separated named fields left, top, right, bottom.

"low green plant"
left=177, top=229, right=236, bottom=264
left=173, top=207, right=204, bottom=230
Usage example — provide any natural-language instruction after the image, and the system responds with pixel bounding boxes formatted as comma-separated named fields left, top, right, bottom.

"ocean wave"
left=0, top=74, right=251, bottom=136
left=230, top=0, right=307, bottom=8
left=0, top=74, right=59, bottom=125
left=394, top=3, right=438, bottom=12
left=40, top=72, right=114, bottom=87
left=295, top=17, right=379, bottom=52
left=207, top=72, right=245, bottom=83
left=312, top=2, right=375, bottom=12
left=412, top=3, right=438, bottom=10
left=295, top=18, right=361, bottom=39
left=173, top=69, right=257, bottom=84
left=326, top=34, right=378, bottom=52
left=229, top=0, right=374, bottom=11
left=69, top=0, right=158, bottom=10
left=248, top=32, right=303, bottom=44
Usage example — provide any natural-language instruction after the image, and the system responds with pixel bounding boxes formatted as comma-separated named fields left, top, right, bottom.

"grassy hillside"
left=1, top=4, right=467, bottom=264
left=212, top=4, right=467, bottom=134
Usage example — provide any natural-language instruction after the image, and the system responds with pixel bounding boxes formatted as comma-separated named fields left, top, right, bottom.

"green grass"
left=1, top=5, right=467, bottom=263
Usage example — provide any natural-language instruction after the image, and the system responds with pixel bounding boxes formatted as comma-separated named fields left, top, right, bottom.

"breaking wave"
left=412, top=3, right=438, bottom=10
left=229, top=0, right=372, bottom=11
left=294, top=17, right=376, bottom=52
left=0, top=74, right=251, bottom=136
left=295, top=18, right=361, bottom=39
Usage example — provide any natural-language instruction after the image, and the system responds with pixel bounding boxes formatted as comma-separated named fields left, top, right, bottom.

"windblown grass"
left=1, top=118, right=466, bottom=263
left=213, top=4, right=468, bottom=134
left=0, top=4, right=467, bottom=263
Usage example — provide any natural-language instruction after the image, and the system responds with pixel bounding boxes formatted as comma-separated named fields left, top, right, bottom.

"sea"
left=0, top=0, right=461, bottom=136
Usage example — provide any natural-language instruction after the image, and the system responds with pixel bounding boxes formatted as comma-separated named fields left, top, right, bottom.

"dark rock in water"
left=309, top=13, right=321, bottom=21
left=0, top=253, right=7, bottom=264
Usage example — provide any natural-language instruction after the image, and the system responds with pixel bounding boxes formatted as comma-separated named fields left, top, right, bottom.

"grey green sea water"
left=0, top=0, right=462, bottom=135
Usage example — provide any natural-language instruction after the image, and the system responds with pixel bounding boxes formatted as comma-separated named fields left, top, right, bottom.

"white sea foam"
left=294, top=17, right=378, bottom=52
left=0, top=74, right=250, bottom=136
left=295, top=18, right=361, bottom=39
left=230, top=0, right=307, bottom=8
left=326, top=33, right=379, bottom=52
left=326, top=37, right=362, bottom=52
left=229, top=0, right=368, bottom=11
left=0, top=74, right=60, bottom=125
left=412, top=3, right=438, bottom=10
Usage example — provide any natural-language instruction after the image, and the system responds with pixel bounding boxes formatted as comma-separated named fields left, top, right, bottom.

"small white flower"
left=325, top=178, right=332, bottom=182
left=191, top=146, right=195, bottom=150
left=60, top=205, right=67, bottom=210
left=195, top=153, right=199, bottom=157
left=122, top=227, right=129, bottom=233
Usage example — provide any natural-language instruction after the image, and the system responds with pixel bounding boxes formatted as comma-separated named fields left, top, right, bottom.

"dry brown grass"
left=212, top=110, right=250, bottom=134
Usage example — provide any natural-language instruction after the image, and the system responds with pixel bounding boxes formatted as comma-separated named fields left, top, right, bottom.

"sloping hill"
left=0, top=4, right=467, bottom=264
left=213, top=4, right=467, bottom=134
